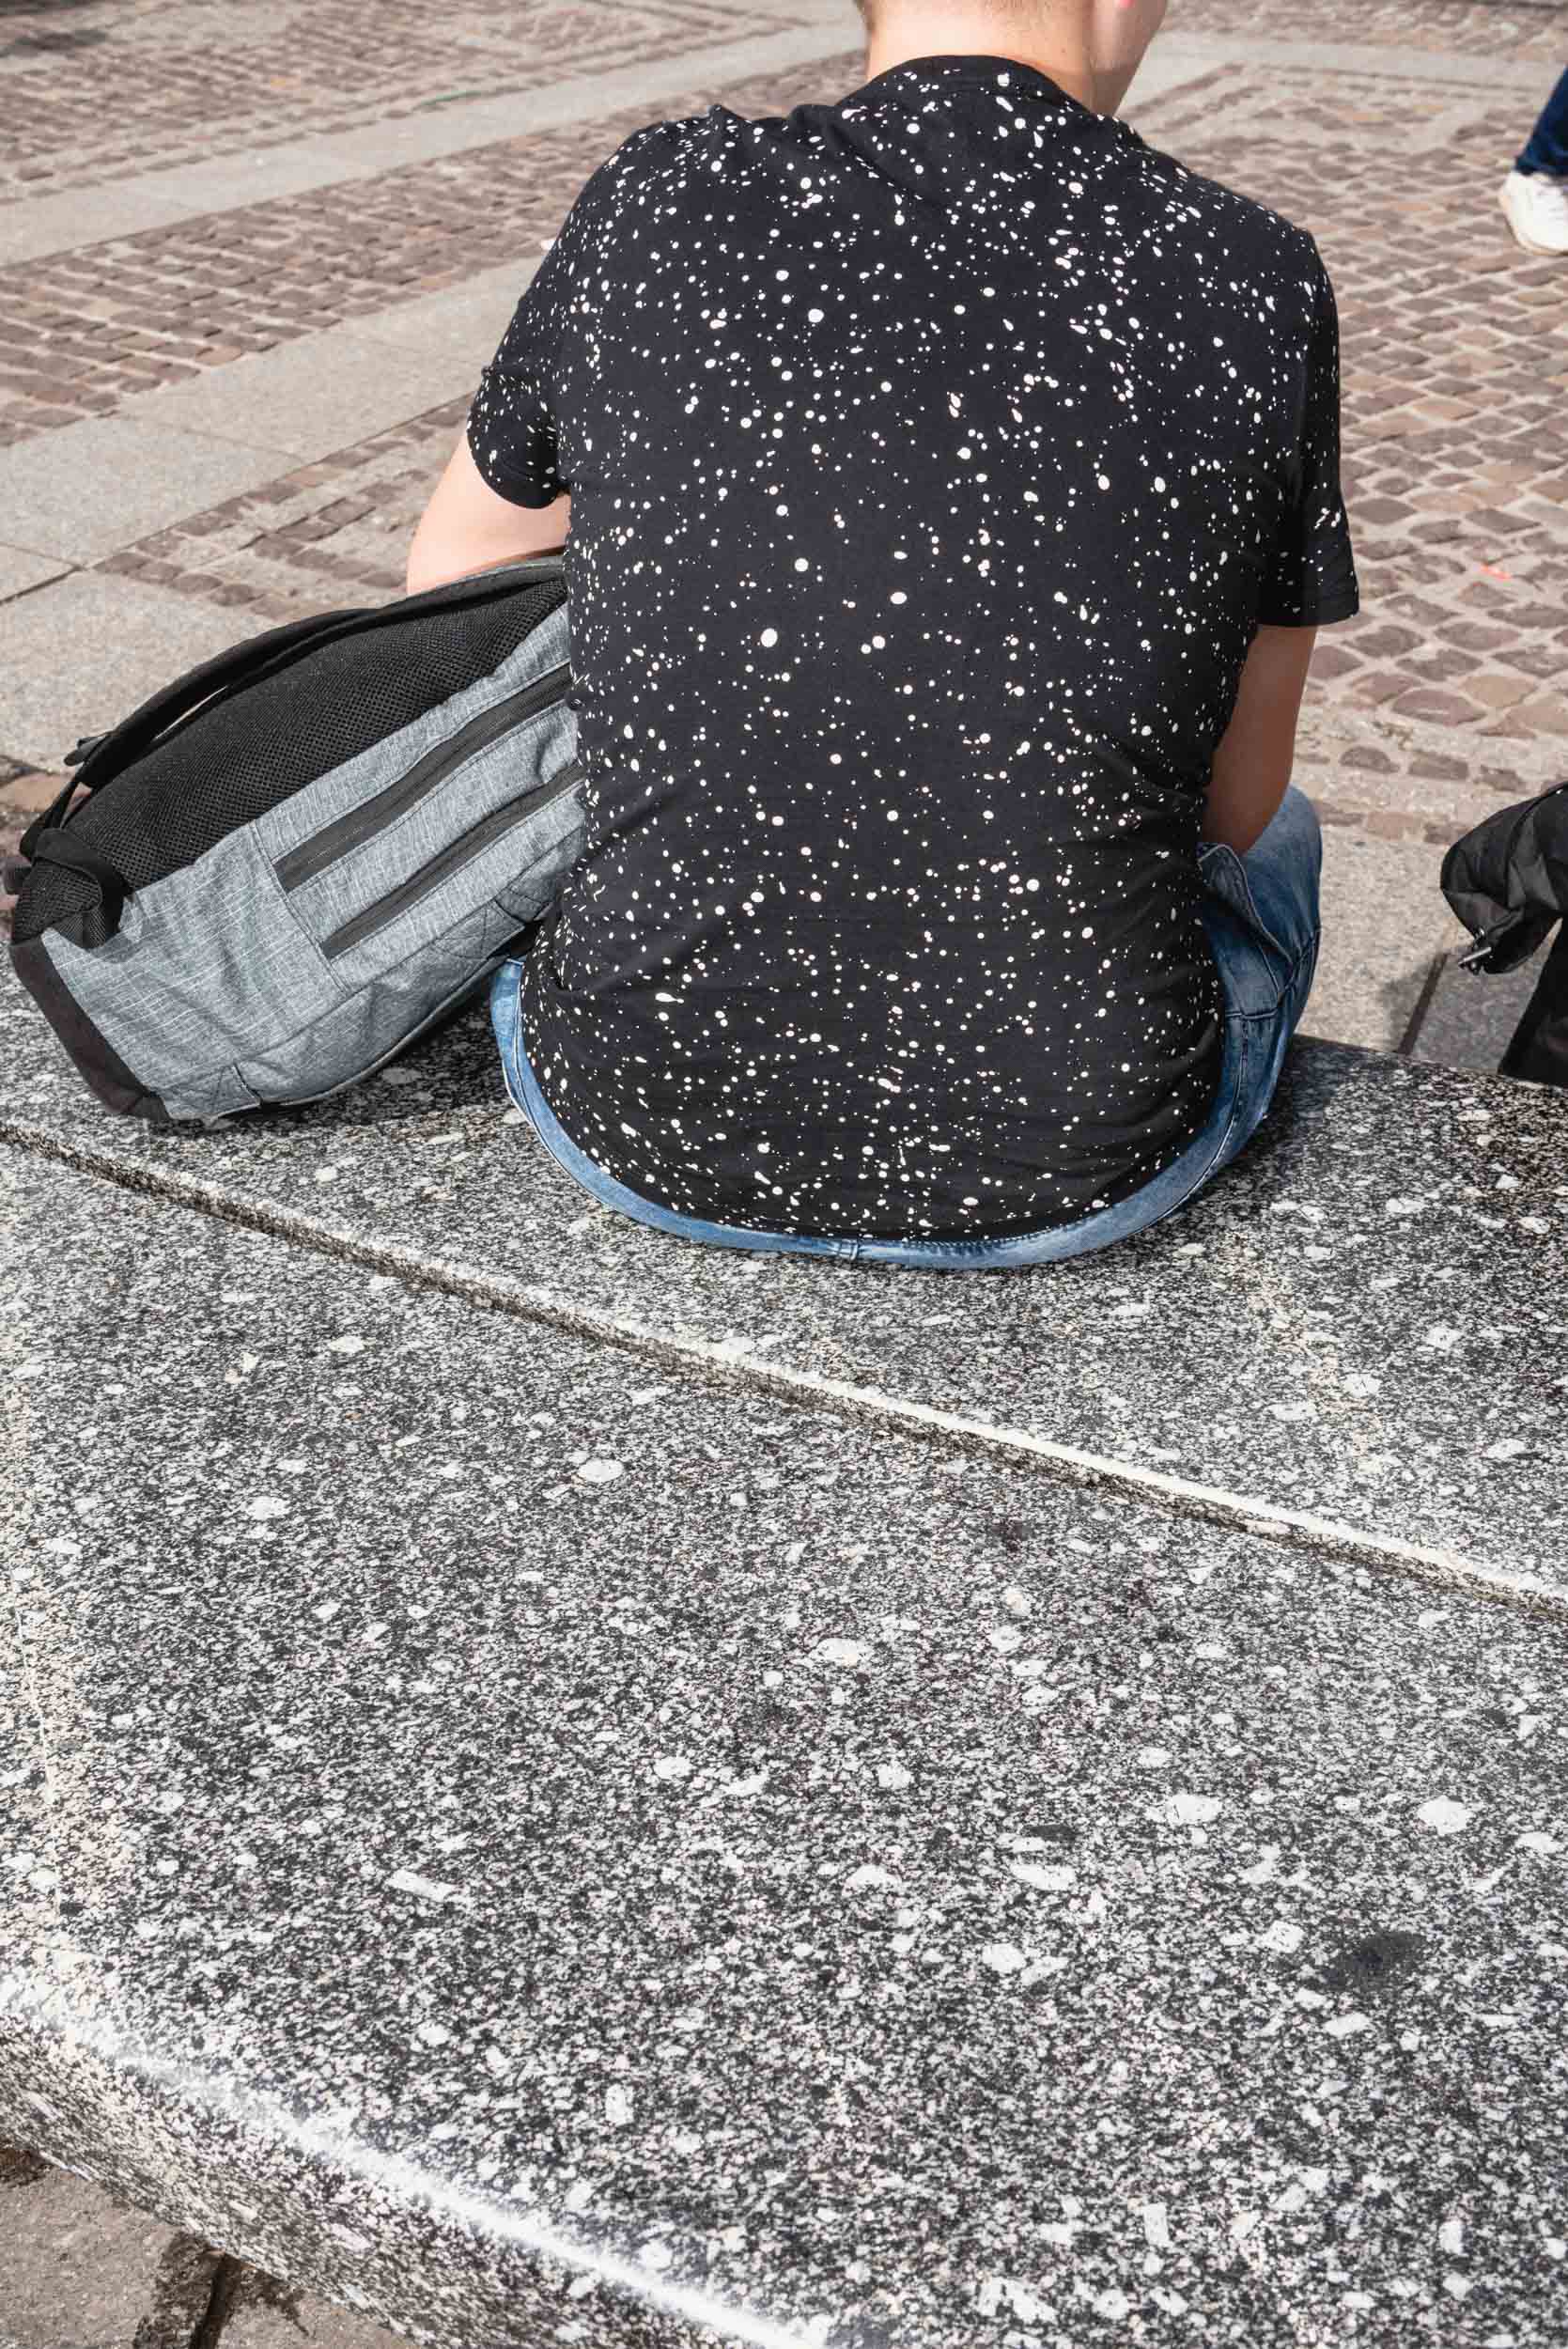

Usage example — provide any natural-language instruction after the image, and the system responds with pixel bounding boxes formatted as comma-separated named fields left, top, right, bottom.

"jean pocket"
left=1198, top=841, right=1290, bottom=967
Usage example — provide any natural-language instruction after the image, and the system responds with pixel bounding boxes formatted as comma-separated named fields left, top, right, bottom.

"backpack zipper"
left=320, top=756, right=584, bottom=963
left=276, top=661, right=572, bottom=894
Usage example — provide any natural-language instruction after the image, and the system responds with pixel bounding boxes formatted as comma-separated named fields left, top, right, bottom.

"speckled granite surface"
left=4, top=1149, right=1568, bottom=2346
left=0, top=1532, right=53, bottom=1980
left=3, top=966, right=1564, bottom=1585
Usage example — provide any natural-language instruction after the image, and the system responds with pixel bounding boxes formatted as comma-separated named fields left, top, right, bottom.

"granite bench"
left=4, top=957, right=1567, bottom=2349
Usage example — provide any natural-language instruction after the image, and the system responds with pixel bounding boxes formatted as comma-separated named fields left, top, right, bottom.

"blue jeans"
left=491, top=786, right=1322, bottom=1269
left=1518, top=67, right=1568, bottom=177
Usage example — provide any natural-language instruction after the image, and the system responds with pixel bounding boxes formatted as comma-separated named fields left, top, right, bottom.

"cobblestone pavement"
left=1179, top=0, right=1568, bottom=58
left=0, top=54, right=862, bottom=450
left=0, top=0, right=810, bottom=198
left=3, top=3, right=1565, bottom=1052
left=1, top=3, right=1566, bottom=2335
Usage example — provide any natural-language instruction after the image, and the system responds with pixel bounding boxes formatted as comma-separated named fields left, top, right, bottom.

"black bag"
left=1441, top=779, right=1568, bottom=1087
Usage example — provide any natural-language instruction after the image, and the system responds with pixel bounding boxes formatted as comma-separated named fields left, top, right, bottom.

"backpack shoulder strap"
left=43, top=605, right=367, bottom=813
left=21, top=549, right=568, bottom=858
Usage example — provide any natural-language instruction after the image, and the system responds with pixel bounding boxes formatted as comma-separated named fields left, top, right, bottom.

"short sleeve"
left=466, top=158, right=613, bottom=508
left=1258, top=242, right=1359, bottom=628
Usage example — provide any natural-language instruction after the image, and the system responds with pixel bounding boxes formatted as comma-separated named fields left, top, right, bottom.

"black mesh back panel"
left=16, top=576, right=567, bottom=950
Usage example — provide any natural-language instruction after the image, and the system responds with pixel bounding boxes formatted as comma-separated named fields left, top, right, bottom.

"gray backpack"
left=7, top=552, right=582, bottom=1122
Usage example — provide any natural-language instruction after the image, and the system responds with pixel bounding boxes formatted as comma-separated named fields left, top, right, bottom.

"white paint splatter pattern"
left=470, top=54, right=1358, bottom=1238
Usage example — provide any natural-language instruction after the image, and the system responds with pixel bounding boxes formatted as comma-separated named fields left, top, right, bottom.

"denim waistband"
left=490, top=790, right=1317, bottom=1269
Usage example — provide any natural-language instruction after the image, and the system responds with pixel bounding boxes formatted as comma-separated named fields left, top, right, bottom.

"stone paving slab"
left=1303, top=827, right=1466, bottom=1054
left=349, top=267, right=535, bottom=366
left=0, top=1529, right=53, bottom=1981
left=0, top=574, right=257, bottom=774
left=0, top=547, right=69, bottom=605
left=132, top=334, right=469, bottom=468
left=4, top=960, right=1565, bottom=1591
left=0, top=418, right=290, bottom=567
left=1180, top=0, right=1568, bottom=60
left=1410, top=944, right=1553, bottom=1079
left=4, top=1147, right=1568, bottom=2347
left=0, top=0, right=833, bottom=210
left=0, top=2159, right=199, bottom=2349
left=220, top=2289, right=416, bottom=2349
left=1141, top=30, right=1558, bottom=93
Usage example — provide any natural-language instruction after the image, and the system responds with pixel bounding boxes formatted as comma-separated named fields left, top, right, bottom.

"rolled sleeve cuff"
left=466, top=372, right=567, bottom=508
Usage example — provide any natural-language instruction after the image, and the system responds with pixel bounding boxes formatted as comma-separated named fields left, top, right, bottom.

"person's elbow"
left=405, top=513, right=462, bottom=599
left=404, top=430, right=571, bottom=599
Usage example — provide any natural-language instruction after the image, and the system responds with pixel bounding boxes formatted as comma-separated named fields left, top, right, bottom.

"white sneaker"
left=1499, top=167, right=1568, bottom=256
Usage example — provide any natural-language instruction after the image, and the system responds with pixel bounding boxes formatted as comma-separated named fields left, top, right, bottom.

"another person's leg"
left=1501, top=69, right=1568, bottom=255
left=1517, top=66, right=1568, bottom=177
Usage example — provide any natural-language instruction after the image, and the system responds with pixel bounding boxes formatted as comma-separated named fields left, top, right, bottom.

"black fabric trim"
left=1256, top=588, right=1361, bottom=630
left=465, top=412, right=567, bottom=509
left=9, top=936, right=169, bottom=1123
left=20, top=774, right=88, bottom=860
left=28, top=828, right=132, bottom=932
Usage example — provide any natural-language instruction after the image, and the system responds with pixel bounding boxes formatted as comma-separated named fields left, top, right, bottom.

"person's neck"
left=862, top=10, right=1122, bottom=115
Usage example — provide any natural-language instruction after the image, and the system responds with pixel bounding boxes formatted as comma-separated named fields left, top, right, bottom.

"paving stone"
left=0, top=418, right=286, bottom=566
left=220, top=2274, right=418, bottom=2349
left=1518, top=696, right=1568, bottom=739
left=0, top=769, right=63, bottom=817
left=0, top=573, right=254, bottom=771
left=127, top=332, right=469, bottom=467
left=7, top=0, right=1564, bottom=777
left=0, top=2157, right=210, bottom=2349
left=0, top=50, right=862, bottom=451
left=1408, top=941, right=1552, bottom=1078
left=4, top=1153, right=1568, bottom=2346
left=1467, top=672, right=1536, bottom=710
left=0, top=546, right=70, bottom=603
left=1303, top=824, right=1467, bottom=1054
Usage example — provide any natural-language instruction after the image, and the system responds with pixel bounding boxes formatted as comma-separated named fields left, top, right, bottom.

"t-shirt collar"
left=850, top=51, right=1095, bottom=117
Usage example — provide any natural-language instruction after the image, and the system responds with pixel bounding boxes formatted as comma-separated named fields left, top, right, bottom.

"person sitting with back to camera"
left=407, top=0, right=1359, bottom=1270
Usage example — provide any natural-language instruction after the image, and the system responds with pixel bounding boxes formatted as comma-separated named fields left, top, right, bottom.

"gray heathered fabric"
left=39, top=598, right=582, bottom=1117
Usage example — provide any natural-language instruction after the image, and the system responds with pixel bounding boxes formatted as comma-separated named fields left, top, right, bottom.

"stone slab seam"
left=1, top=1125, right=1560, bottom=1621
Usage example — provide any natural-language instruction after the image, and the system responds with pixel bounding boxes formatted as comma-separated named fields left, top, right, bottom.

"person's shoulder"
left=595, top=99, right=815, bottom=187
left=1125, top=128, right=1327, bottom=279
left=592, top=107, right=753, bottom=179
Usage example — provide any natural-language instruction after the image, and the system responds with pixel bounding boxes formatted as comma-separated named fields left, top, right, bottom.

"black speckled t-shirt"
left=468, top=53, right=1358, bottom=1238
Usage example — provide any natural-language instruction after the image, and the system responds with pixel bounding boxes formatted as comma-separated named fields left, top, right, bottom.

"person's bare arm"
left=406, top=433, right=570, bottom=596
left=1203, top=624, right=1317, bottom=854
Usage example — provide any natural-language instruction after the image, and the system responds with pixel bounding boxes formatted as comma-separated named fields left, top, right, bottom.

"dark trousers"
left=1517, top=66, right=1568, bottom=177
left=1501, top=926, right=1568, bottom=1087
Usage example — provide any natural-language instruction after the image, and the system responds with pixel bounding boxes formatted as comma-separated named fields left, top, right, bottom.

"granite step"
left=4, top=1149, right=1566, bottom=2347
left=4, top=961, right=1563, bottom=1594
